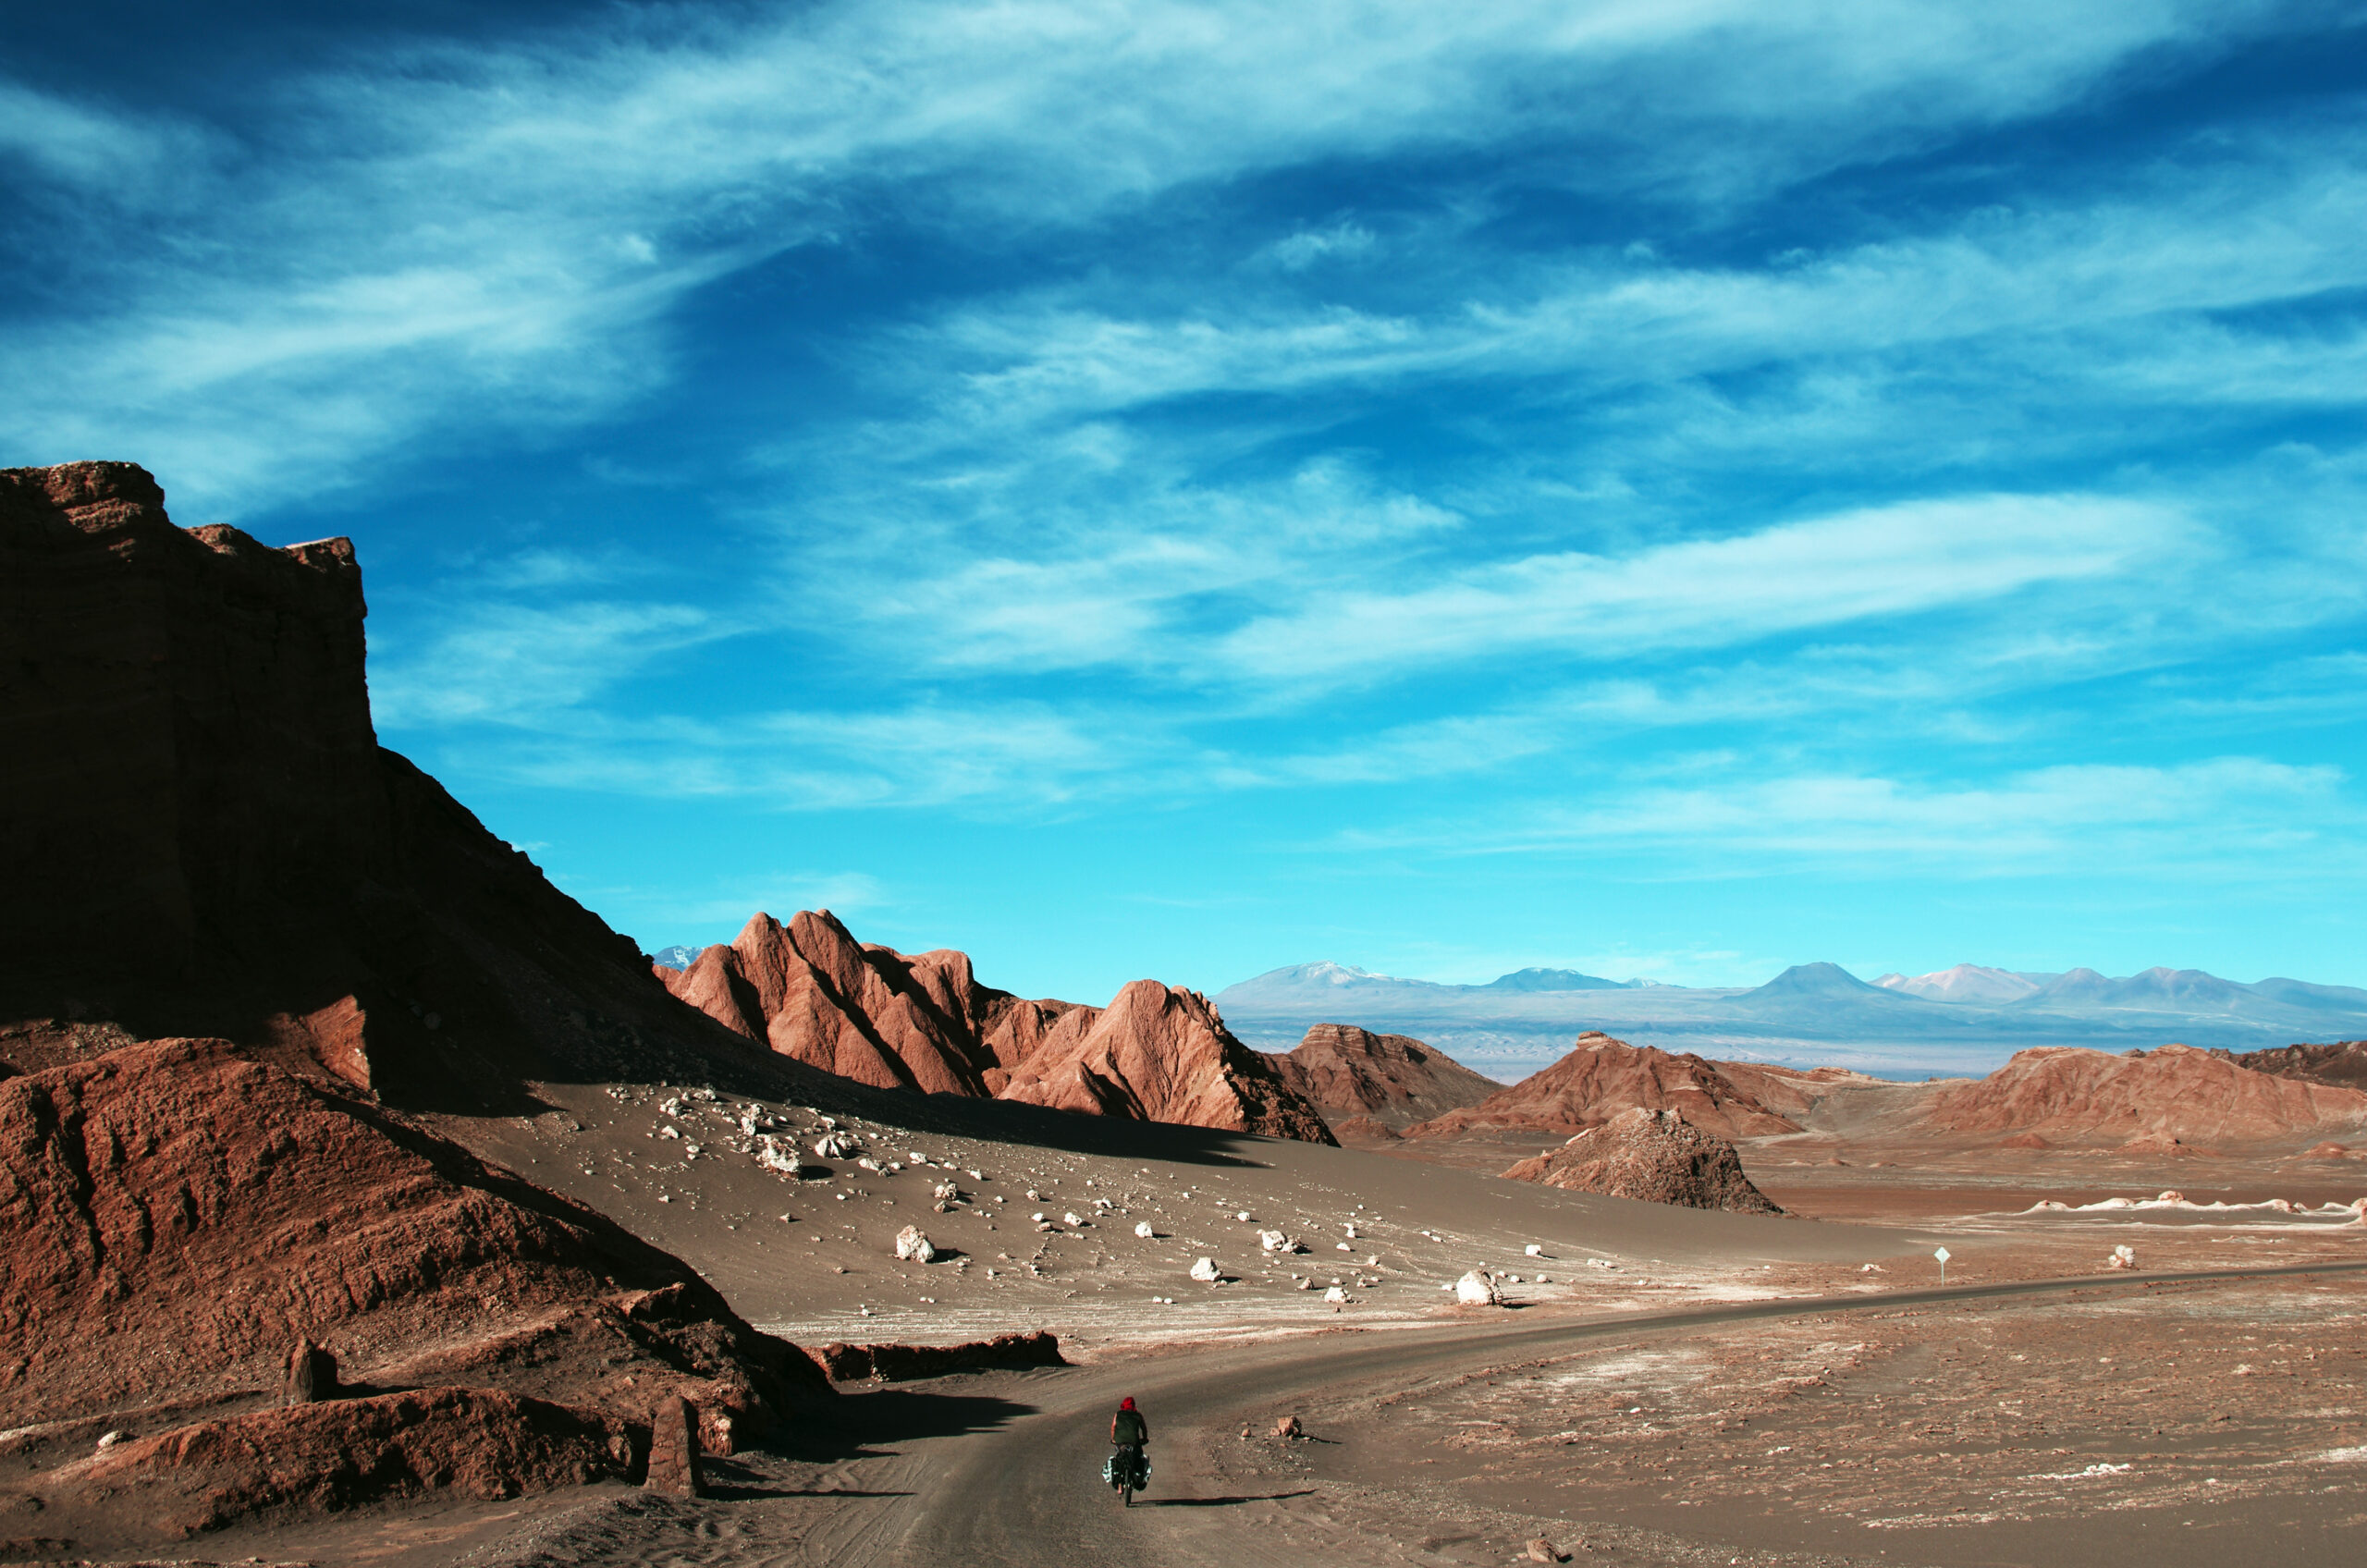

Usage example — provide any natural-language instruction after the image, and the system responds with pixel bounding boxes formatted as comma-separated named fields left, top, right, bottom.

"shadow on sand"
left=1134, top=1490, right=1317, bottom=1508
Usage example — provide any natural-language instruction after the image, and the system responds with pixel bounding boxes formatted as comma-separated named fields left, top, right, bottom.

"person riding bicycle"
left=1109, top=1396, right=1149, bottom=1497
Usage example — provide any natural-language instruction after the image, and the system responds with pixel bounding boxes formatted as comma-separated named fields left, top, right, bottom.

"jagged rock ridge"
left=662, top=913, right=1334, bottom=1144
left=2236, top=1040, right=2367, bottom=1093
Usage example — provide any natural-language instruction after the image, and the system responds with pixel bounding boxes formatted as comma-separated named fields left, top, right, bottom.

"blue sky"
left=6, top=1, right=2365, bottom=1003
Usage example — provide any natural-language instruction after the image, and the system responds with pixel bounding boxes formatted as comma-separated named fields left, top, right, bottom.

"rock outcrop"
left=2236, top=1040, right=2367, bottom=1094
left=56, top=1387, right=639, bottom=1538
left=666, top=916, right=1334, bottom=1142
left=0, top=1035, right=828, bottom=1540
left=1404, top=1033, right=1799, bottom=1141
left=811, top=1330, right=1066, bottom=1382
left=999, top=981, right=1337, bottom=1143
left=0, top=461, right=776, bottom=1114
left=660, top=910, right=1083, bottom=1096
left=1262, top=1023, right=1501, bottom=1131
left=0, top=1038, right=826, bottom=1432
left=1502, top=1107, right=1782, bottom=1213
left=1916, top=1043, right=2367, bottom=1146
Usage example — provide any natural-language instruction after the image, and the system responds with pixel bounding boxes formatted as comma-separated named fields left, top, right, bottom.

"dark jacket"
left=1111, top=1408, right=1148, bottom=1445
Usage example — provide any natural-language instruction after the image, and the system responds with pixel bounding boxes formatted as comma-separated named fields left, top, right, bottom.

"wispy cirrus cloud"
left=1377, top=755, right=2357, bottom=873
left=0, top=1, right=2319, bottom=505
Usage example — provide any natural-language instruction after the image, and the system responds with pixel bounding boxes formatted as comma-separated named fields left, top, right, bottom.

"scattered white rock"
left=1258, top=1229, right=1290, bottom=1252
left=895, top=1225, right=936, bottom=1263
left=933, top=1180, right=961, bottom=1202
left=1525, top=1243, right=1545, bottom=1257
left=96, top=1430, right=127, bottom=1450
left=1859, top=1263, right=1884, bottom=1273
left=1236, top=1210, right=1253, bottom=1222
left=813, top=1133, right=858, bottom=1159
left=857, top=1158, right=884, bottom=1173
left=1134, top=1220, right=1157, bottom=1239
left=1190, top=1257, right=1222, bottom=1283
left=1335, top=1242, right=1352, bottom=1251
left=755, top=1137, right=804, bottom=1178
left=1587, top=1258, right=1619, bottom=1270
left=2106, top=1243, right=2137, bottom=1271
left=1455, top=1269, right=1502, bottom=1305
left=1063, top=1211, right=1085, bottom=1227
left=1323, top=1286, right=1349, bottom=1304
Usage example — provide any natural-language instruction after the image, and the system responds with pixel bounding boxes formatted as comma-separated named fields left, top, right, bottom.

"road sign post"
left=1934, top=1246, right=1951, bottom=1286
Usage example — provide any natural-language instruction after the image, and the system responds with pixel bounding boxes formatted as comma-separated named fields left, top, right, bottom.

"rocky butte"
left=1261, top=1023, right=1502, bottom=1134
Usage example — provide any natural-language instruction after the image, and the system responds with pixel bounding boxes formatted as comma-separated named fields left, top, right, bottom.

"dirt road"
left=837, top=1260, right=2367, bottom=1568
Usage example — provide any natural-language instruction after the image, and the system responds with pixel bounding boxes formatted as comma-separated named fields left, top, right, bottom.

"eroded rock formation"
left=0, top=1036, right=827, bottom=1540
left=661, top=910, right=1082, bottom=1096
left=1263, top=1023, right=1500, bottom=1131
left=0, top=461, right=775, bottom=1114
left=1404, top=1033, right=1800, bottom=1141
left=2236, top=1040, right=2367, bottom=1094
left=1000, top=981, right=1336, bottom=1143
left=1502, top=1107, right=1782, bottom=1213
left=666, top=915, right=1335, bottom=1142
left=1917, top=1043, right=2367, bottom=1146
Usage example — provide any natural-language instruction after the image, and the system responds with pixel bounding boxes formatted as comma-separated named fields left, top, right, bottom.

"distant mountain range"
left=1212, top=960, right=2367, bottom=1081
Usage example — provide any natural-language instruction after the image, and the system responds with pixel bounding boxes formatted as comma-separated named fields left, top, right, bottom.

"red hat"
left=1120, top=1396, right=1136, bottom=1410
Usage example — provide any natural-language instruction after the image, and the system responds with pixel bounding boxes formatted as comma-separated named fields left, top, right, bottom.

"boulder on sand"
left=1502, top=1107, right=1781, bottom=1214
left=1189, top=1257, right=1222, bottom=1282
left=1454, top=1269, right=1502, bottom=1305
left=894, top=1225, right=937, bottom=1263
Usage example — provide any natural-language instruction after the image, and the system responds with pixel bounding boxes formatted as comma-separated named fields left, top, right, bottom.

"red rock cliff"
left=0, top=462, right=767, bottom=1111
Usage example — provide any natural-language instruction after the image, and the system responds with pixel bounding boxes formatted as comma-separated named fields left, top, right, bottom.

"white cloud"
left=0, top=0, right=2313, bottom=508
left=1465, top=755, right=2354, bottom=868
left=369, top=599, right=719, bottom=726
left=1219, top=492, right=2175, bottom=681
